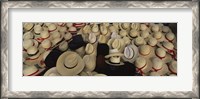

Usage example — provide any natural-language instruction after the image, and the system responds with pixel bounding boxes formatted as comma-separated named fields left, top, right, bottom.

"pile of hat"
left=23, top=22, right=177, bottom=76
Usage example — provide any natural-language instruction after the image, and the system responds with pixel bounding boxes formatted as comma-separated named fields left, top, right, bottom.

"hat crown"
left=40, top=30, right=49, bottom=38
left=64, top=53, right=78, bottom=68
left=170, top=61, right=177, bottom=71
left=48, top=24, right=57, bottom=31
left=163, top=41, right=174, bottom=50
left=130, top=29, right=138, bottom=37
left=152, top=24, right=159, bottom=32
left=52, top=32, right=61, bottom=38
left=148, top=37, right=157, bottom=46
left=135, top=37, right=144, bottom=45
left=98, top=35, right=106, bottom=43
left=140, top=24, right=147, bottom=31
left=69, top=26, right=77, bottom=32
left=166, top=32, right=175, bottom=40
left=119, top=30, right=127, bottom=37
left=123, top=37, right=131, bottom=45
left=152, top=57, right=163, bottom=69
left=85, top=43, right=94, bottom=54
left=23, top=65, right=38, bottom=76
left=124, top=46, right=134, bottom=59
left=66, top=23, right=73, bottom=27
left=24, top=23, right=34, bottom=30
left=64, top=33, right=72, bottom=41
left=59, top=41, right=68, bottom=51
left=162, top=26, right=170, bottom=33
left=100, top=25, right=108, bottom=35
left=92, top=24, right=99, bottom=33
left=89, top=33, right=96, bottom=43
left=139, top=45, right=151, bottom=55
left=122, top=23, right=130, bottom=29
left=141, top=30, right=149, bottom=38
left=27, top=46, right=38, bottom=54
left=83, top=25, right=91, bottom=34
left=34, top=25, right=43, bottom=33
left=156, top=48, right=166, bottom=57
left=23, top=39, right=34, bottom=49
left=41, top=39, right=51, bottom=48
left=153, top=32, right=162, bottom=39
left=109, top=26, right=117, bottom=33
left=23, top=32, right=34, bottom=40
left=135, top=57, right=146, bottom=68
left=112, top=39, right=121, bottom=49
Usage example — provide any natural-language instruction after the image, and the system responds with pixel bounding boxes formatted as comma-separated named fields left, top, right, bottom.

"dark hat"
left=68, top=35, right=86, bottom=50
left=97, top=43, right=109, bottom=56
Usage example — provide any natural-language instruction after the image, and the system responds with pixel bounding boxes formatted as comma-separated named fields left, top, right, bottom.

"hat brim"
left=105, top=53, right=124, bottom=58
left=138, top=46, right=155, bottom=59
left=44, top=67, right=61, bottom=76
left=105, top=60, right=124, bottom=66
left=122, top=44, right=139, bottom=63
left=56, top=51, right=85, bottom=76
left=156, top=64, right=169, bottom=76
left=157, top=42, right=174, bottom=56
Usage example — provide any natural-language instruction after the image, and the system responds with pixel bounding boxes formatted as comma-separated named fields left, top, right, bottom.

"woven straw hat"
left=91, top=23, right=100, bottom=36
left=119, top=30, right=128, bottom=37
left=147, top=37, right=158, bottom=47
left=23, top=23, right=34, bottom=31
left=119, top=23, right=130, bottom=30
left=157, top=41, right=174, bottom=55
left=138, top=45, right=154, bottom=58
left=165, top=32, right=175, bottom=42
left=155, top=48, right=173, bottom=63
left=140, top=30, right=150, bottom=39
left=122, top=36, right=131, bottom=45
left=105, top=49, right=123, bottom=58
left=133, top=36, right=146, bottom=46
left=56, top=51, right=85, bottom=76
left=168, top=60, right=177, bottom=75
left=100, top=24, right=108, bottom=35
left=58, top=41, right=68, bottom=52
left=83, top=55, right=96, bottom=72
left=41, top=39, right=52, bottom=50
left=66, top=23, right=73, bottom=27
left=68, top=26, right=77, bottom=35
left=153, top=31, right=165, bottom=42
left=151, top=24, right=160, bottom=32
left=23, top=32, right=34, bottom=40
left=34, top=25, right=43, bottom=35
left=23, top=65, right=39, bottom=76
left=140, top=24, right=148, bottom=31
left=129, top=29, right=139, bottom=38
left=88, top=33, right=97, bottom=44
left=105, top=49, right=124, bottom=66
left=122, top=44, right=139, bottom=63
left=85, top=43, right=94, bottom=55
left=26, top=46, right=41, bottom=60
left=40, top=30, right=51, bottom=40
left=44, top=67, right=61, bottom=76
left=162, top=26, right=171, bottom=33
left=135, top=56, right=152, bottom=75
left=23, top=39, right=39, bottom=50
left=64, top=33, right=72, bottom=41
left=48, top=23, right=57, bottom=33
left=131, top=23, right=140, bottom=31
left=82, top=24, right=91, bottom=34
left=98, top=35, right=107, bottom=44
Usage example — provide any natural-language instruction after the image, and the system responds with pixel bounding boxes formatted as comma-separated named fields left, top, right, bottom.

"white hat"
left=135, top=57, right=152, bottom=75
left=131, top=23, right=140, bottom=31
left=122, top=44, right=139, bottom=63
left=23, top=32, right=34, bottom=40
left=83, top=55, right=96, bottom=72
left=100, top=24, right=108, bottom=35
left=140, top=24, right=148, bottom=31
left=34, top=25, right=43, bottom=35
left=157, top=41, right=175, bottom=55
left=58, top=41, right=68, bottom=52
left=40, top=30, right=51, bottom=40
left=85, top=43, right=95, bottom=55
left=133, top=36, right=146, bottom=46
left=23, top=65, right=39, bottom=76
left=165, top=32, right=175, bottom=42
left=98, top=35, right=107, bottom=44
left=153, top=31, right=165, bottom=42
left=168, top=60, right=177, bottom=75
left=48, top=23, right=57, bottom=33
left=105, top=49, right=123, bottom=58
left=68, top=26, right=77, bottom=35
left=110, top=32, right=121, bottom=39
left=162, top=26, right=171, bottom=33
left=56, top=51, right=85, bottom=76
left=147, top=37, right=158, bottom=47
left=151, top=24, right=160, bottom=32
left=44, top=67, right=61, bottom=76
left=119, top=30, right=128, bottom=37
left=23, top=23, right=34, bottom=31
left=41, top=39, right=52, bottom=50
left=129, top=29, right=139, bottom=38
left=23, top=39, right=39, bottom=50
left=140, top=30, right=150, bottom=39
left=64, top=33, right=72, bottom=41
left=88, top=33, right=97, bottom=44
left=138, top=45, right=154, bottom=58
left=26, top=46, right=41, bottom=60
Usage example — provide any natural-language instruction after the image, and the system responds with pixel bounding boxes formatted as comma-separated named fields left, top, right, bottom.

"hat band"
left=63, top=62, right=77, bottom=69
left=165, top=35, right=173, bottom=43
left=162, top=44, right=174, bottom=54
left=48, top=27, right=57, bottom=33
left=37, top=34, right=50, bottom=42
left=73, top=23, right=86, bottom=28
left=26, top=69, right=39, bottom=76
left=139, top=50, right=151, bottom=56
left=58, top=23, right=66, bottom=27
left=108, top=60, right=121, bottom=65
left=26, top=24, right=35, bottom=31
left=167, top=63, right=177, bottom=75
left=155, top=52, right=166, bottom=60
left=27, top=50, right=39, bottom=57
left=26, top=53, right=40, bottom=61
left=136, top=62, right=147, bottom=75
left=152, top=67, right=163, bottom=72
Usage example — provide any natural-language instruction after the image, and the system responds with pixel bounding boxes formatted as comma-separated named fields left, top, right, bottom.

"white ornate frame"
left=1, top=1, right=199, bottom=98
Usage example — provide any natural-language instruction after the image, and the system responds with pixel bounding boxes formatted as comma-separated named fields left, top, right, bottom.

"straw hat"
left=110, top=32, right=121, bottom=39
left=23, top=39, right=39, bottom=51
left=151, top=57, right=164, bottom=72
left=44, top=23, right=51, bottom=27
left=165, top=32, right=175, bottom=43
left=56, top=51, right=85, bottom=76
left=66, top=23, right=73, bottom=27
left=68, top=26, right=77, bottom=35
left=73, top=23, right=86, bottom=28
left=140, top=30, right=150, bottom=39
left=64, top=32, right=72, bottom=41
left=135, top=56, right=152, bottom=75
left=26, top=46, right=41, bottom=60
left=103, top=23, right=110, bottom=27
left=58, top=41, right=68, bottom=52
left=162, top=26, right=171, bottom=33
left=133, top=36, right=146, bottom=46
left=149, top=71, right=161, bottom=76
left=100, top=24, right=108, bottom=35
left=57, top=23, right=66, bottom=27
left=129, top=29, right=139, bottom=38
left=83, top=55, right=96, bottom=72
left=105, top=49, right=124, bottom=66
left=119, top=23, right=130, bottom=30
left=91, top=23, right=100, bottom=36
left=119, top=30, right=128, bottom=37
left=155, top=48, right=172, bottom=63
left=88, top=33, right=97, bottom=44
left=153, top=31, right=165, bottom=42
left=151, top=24, right=160, bottom=32
left=122, top=44, right=139, bottom=63
left=75, top=46, right=86, bottom=58
left=85, top=43, right=94, bottom=55
left=108, top=38, right=125, bottom=52
left=98, top=35, right=107, bottom=44
left=138, top=45, right=154, bottom=58
left=113, top=23, right=119, bottom=29
left=59, top=26, right=67, bottom=33
left=122, top=36, right=131, bottom=45
left=157, top=41, right=175, bottom=55
left=48, top=23, right=57, bottom=33
left=109, top=26, right=118, bottom=33
left=82, top=24, right=91, bottom=34
left=23, top=65, right=39, bottom=76
left=23, top=23, right=34, bottom=31
left=51, top=32, right=63, bottom=46
left=147, top=37, right=158, bottom=47
left=140, top=24, right=148, bottom=31
left=40, top=30, right=51, bottom=41
left=41, top=39, right=52, bottom=50
left=131, top=23, right=140, bottom=31
left=167, top=60, right=177, bottom=75
left=23, top=32, right=34, bottom=40
left=44, top=67, right=61, bottom=76
left=34, top=25, right=43, bottom=35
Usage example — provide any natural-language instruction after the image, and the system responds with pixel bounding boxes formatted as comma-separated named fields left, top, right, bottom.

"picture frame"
left=1, top=1, right=199, bottom=98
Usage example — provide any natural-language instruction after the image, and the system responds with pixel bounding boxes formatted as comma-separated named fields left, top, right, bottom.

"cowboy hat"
left=122, top=44, right=139, bottom=63
left=134, top=56, right=152, bottom=76
left=56, top=51, right=85, bottom=76
left=154, top=48, right=173, bottom=63
left=23, top=32, right=34, bottom=40
left=23, top=23, right=34, bottom=32
left=44, top=67, right=61, bottom=76
left=88, top=33, right=97, bottom=44
left=58, top=41, right=68, bottom=52
left=140, top=24, right=148, bottom=31
left=83, top=55, right=96, bottom=72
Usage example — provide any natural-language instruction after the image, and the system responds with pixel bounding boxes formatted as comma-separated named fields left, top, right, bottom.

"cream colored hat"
left=119, top=30, right=128, bottom=37
left=131, top=23, right=140, bottom=31
left=151, top=24, right=160, bottom=32
left=88, top=33, right=97, bottom=44
left=40, top=30, right=51, bottom=40
left=155, top=48, right=172, bottom=63
left=100, top=24, right=108, bottom=35
left=75, top=46, right=85, bottom=57
left=66, top=23, right=73, bottom=27
left=122, top=36, right=131, bottom=45
left=133, top=36, right=146, bottom=46
left=23, top=39, right=39, bottom=50
left=109, top=26, right=117, bottom=33
left=120, top=23, right=130, bottom=30
left=23, top=32, right=34, bottom=40
left=68, top=26, right=77, bottom=34
left=122, top=44, right=139, bottom=63
left=57, top=23, right=66, bottom=27
left=135, top=57, right=152, bottom=75
left=140, top=30, right=150, bottom=39
left=113, top=23, right=119, bottom=30
left=140, top=24, right=148, bottom=31
left=168, top=60, right=177, bottom=75
left=157, top=41, right=175, bottom=55
left=162, top=26, right=171, bottom=33
left=105, top=49, right=124, bottom=65
left=151, top=57, right=163, bottom=72
left=103, top=23, right=110, bottom=27
left=138, top=45, right=154, bottom=58
left=98, top=35, right=107, bottom=44
left=91, top=23, right=100, bottom=36
left=56, top=51, right=85, bottom=76
left=64, top=32, right=72, bottom=41
left=82, top=24, right=91, bottom=34
left=23, top=23, right=34, bottom=31
left=105, top=49, right=123, bottom=58
left=59, top=26, right=67, bottom=33
left=83, top=55, right=96, bottom=72
left=85, top=43, right=94, bottom=55
left=44, top=67, right=61, bottom=76
left=153, top=31, right=165, bottom=42
left=52, top=36, right=63, bottom=47
left=147, top=37, right=158, bottom=47
left=34, top=25, right=43, bottom=35
left=165, top=32, right=175, bottom=42
left=129, top=29, right=139, bottom=38
left=23, top=65, right=39, bottom=76
left=41, top=39, right=52, bottom=50
left=48, top=23, right=57, bottom=33
left=108, top=38, right=125, bottom=52
left=26, top=46, right=41, bottom=60
left=58, top=41, right=68, bottom=52
left=110, top=32, right=121, bottom=39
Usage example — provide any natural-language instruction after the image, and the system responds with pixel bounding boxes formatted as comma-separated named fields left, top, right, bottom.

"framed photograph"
left=1, top=1, right=199, bottom=98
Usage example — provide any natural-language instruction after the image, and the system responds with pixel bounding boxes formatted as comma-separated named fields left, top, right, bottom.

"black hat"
left=68, top=35, right=86, bottom=50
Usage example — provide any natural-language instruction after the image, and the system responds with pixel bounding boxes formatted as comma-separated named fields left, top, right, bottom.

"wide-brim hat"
left=164, top=32, right=176, bottom=43
left=107, top=38, right=125, bottom=52
left=44, top=67, right=61, bottom=76
left=98, top=34, right=108, bottom=44
left=83, top=55, right=96, bottom=72
left=23, top=32, right=34, bottom=40
left=131, top=23, right=140, bottom=31
left=122, top=44, right=139, bottom=63
left=100, top=24, right=109, bottom=35
left=105, top=60, right=124, bottom=66
left=56, top=51, right=85, bottom=76
left=154, top=48, right=173, bottom=63
left=105, top=49, right=124, bottom=58
left=26, top=46, right=42, bottom=60
left=88, top=33, right=97, bottom=44
left=131, top=36, right=147, bottom=46
left=23, top=65, right=45, bottom=76
left=85, top=43, right=95, bottom=55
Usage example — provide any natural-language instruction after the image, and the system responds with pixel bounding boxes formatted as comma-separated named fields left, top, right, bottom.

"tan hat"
left=135, top=56, right=152, bottom=75
left=122, top=44, right=139, bottom=63
left=48, top=23, right=58, bottom=33
left=138, top=45, right=154, bottom=58
left=41, top=39, right=52, bottom=50
left=40, top=30, right=51, bottom=41
left=140, top=30, right=150, bottom=39
left=131, top=23, right=140, bottom=31
left=108, top=38, right=125, bottom=52
left=140, top=24, right=148, bottom=31
left=83, top=55, right=96, bottom=72
left=75, top=46, right=86, bottom=57
left=162, top=26, right=171, bottom=33
left=66, top=23, right=73, bottom=27
left=56, top=51, right=85, bottom=76
left=68, top=26, right=77, bottom=35
left=129, top=29, right=139, bottom=38
left=100, top=24, right=108, bottom=35
left=105, top=49, right=124, bottom=66
left=157, top=41, right=175, bottom=55
left=151, top=24, right=160, bottom=32
left=119, top=23, right=130, bottom=30
left=23, top=39, right=39, bottom=51
left=23, top=32, right=34, bottom=40
left=59, top=26, right=67, bottom=33
left=122, top=36, right=131, bottom=45
left=58, top=41, right=68, bottom=52
left=91, top=23, right=100, bottom=36
left=44, top=67, right=61, bottom=76
left=109, top=26, right=118, bottom=33
left=64, top=33, right=72, bottom=41
left=23, top=65, right=39, bottom=76
left=34, top=25, right=43, bottom=35
left=147, top=37, right=158, bottom=47
left=153, top=31, right=165, bottom=42
left=23, top=23, right=34, bottom=31
left=82, top=24, right=91, bottom=34
left=57, top=23, right=66, bottom=27
left=88, top=33, right=97, bottom=44
left=167, top=60, right=177, bottom=75
left=133, top=36, right=146, bottom=46
left=26, top=46, right=41, bottom=60
left=98, top=35, right=107, bottom=44
left=85, top=43, right=94, bottom=55
left=165, top=32, right=175, bottom=43
left=51, top=33, right=63, bottom=46
left=119, top=30, right=128, bottom=37
left=155, top=48, right=173, bottom=63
